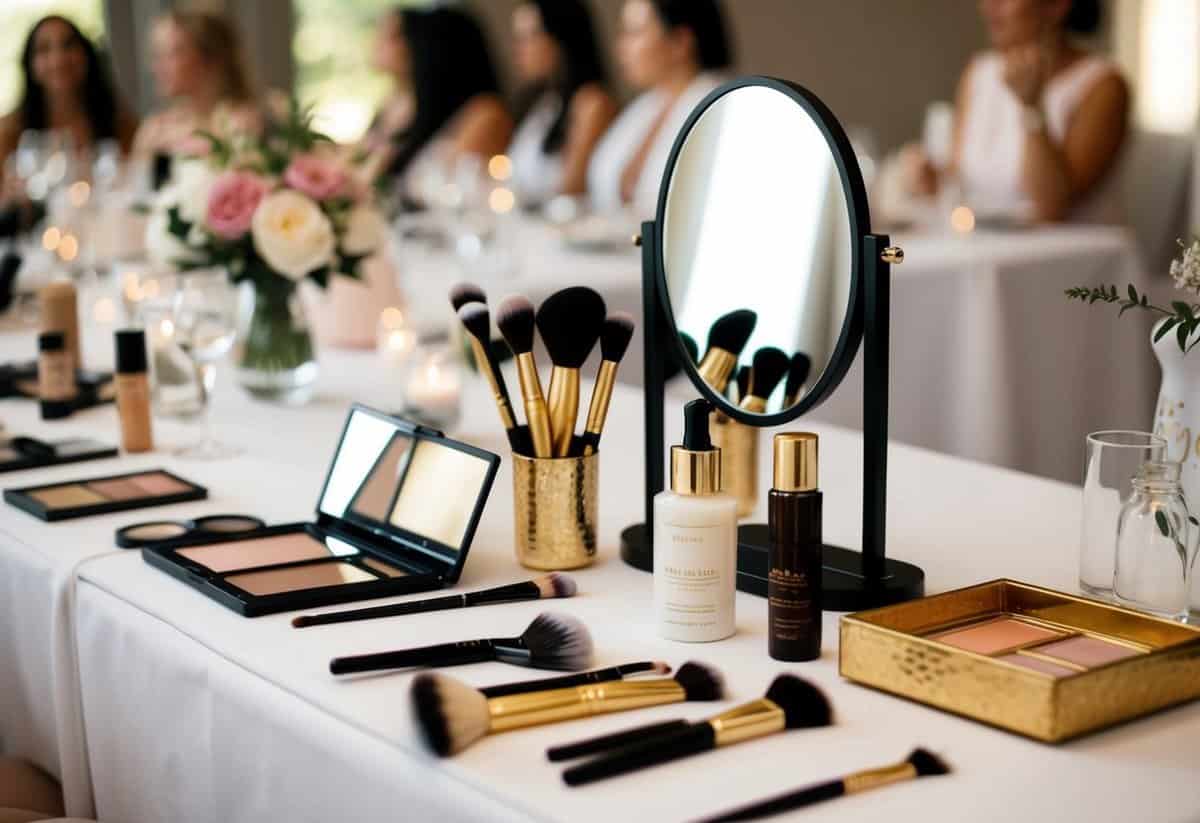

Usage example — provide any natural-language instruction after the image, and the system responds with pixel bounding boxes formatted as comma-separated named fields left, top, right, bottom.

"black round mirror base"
left=620, top=523, right=925, bottom=611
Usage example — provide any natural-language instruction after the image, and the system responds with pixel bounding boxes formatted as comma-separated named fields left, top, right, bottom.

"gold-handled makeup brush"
left=697, top=310, right=757, bottom=392
left=738, top=347, right=789, bottom=414
left=481, top=661, right=671, bottom=699
left=497, top=296, right=553, bottom=458
left=536, top=287, right=607, bottom=456
left=580, top=312, right=635, bottom=456
left=329, top=612, right=592, bottom=676
left=693, top=749, right=950, bottom=822
left=457, top=302, right=523, bottom=452
left=783, top=352, right=812, bottom=407
left=562, top=674, right=831, bottom=786
left=412, top=661, right=724, bottom=756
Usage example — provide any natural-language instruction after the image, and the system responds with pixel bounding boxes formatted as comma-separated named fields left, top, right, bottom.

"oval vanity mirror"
left=656, top=78, right=869, bottom=424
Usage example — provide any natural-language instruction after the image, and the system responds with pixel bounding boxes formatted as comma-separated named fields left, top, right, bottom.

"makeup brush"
left=536, top=287, right=607, bottom=456
left=547, top=717, right=689, bottom=762
left=738, top=347, right=789, bottom=414
left=448, top=281, right=487, bottom=311
left=580, top=312, right=635, bottom=456
left=481, top=661, right=671, bottom=698
left=697, top=310, right=757, bottom=392
left=663, top=333, right=698, bottom=383
left=562, top=674, right=831, bottom=786
left=413, top=661, right=724, bottom=757
left=497, top=296, right=554, bottom=458
left=734, top=366, right=752, bottom=405
left=293, top=574, right=576, bottom=628
left=457, top=302, right=523, bottom=452
left=783, top=352, right=812, bottom=407
left=329, top=612, right=592, bottom=676
left=694, top=748, right=951, bottom=822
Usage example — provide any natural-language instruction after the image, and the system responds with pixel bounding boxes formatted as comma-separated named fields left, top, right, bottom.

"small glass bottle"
left=1113, top=461, right=1194, bottom=622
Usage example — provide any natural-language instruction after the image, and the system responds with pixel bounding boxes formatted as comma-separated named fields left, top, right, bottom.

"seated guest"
left=906, top=0, right=1128, bottom=223
left=0, top=15, right=136, bottom=202
left=506, top=0, right=616, bottom=205
left=587, top=0, right=732, bottom=216
left=364, top=6, right=512, bottom=204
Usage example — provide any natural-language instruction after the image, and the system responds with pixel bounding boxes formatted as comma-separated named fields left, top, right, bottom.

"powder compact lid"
left=314, top=405, right=501, bottom=583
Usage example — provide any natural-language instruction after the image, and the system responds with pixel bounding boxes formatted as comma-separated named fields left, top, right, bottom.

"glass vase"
left=233, top=274, right=318, bottom=405
left=1113, top=460, right=1194, bottom=621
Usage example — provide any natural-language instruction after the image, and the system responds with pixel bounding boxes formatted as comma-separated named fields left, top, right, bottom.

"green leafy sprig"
left=1064, top=284, right=1200, bottom=354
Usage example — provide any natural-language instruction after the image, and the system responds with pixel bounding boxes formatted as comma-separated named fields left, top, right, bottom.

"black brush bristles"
left=707, top=309, right=757, bottom=357
left=674, top=662, right=725, bottom=701
left=908, top=748, right=950, bottom=777
left=735, top=366, right=752, bottom=402
left=496, top=295, right=537, bottom=354
left=785, top=352, right=812, bottom=400
left=749, top=347, right=789, bottom=400
left=536, top=287, right=607, bottom=368
left=520, top=612, right=594, bottom=671
left=680, top=333, right=698, bottom=363
left=533, top=573, right=578, bottom=599
left=457, top=301, right=492, bottom=346
left=766, top=675, right=832, bottom=729
left=600, top=312, right=636, bottom=363
left=412, top=673, right=490, bottom=757
left=449, top=281, right=487, bottom=311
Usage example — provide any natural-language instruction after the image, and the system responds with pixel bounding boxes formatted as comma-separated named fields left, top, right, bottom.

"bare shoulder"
left=569, top=84, right=617, bottom=119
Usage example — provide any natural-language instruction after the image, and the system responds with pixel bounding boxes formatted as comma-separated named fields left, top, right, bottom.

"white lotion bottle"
left=655, top=399, right=738, bottom=642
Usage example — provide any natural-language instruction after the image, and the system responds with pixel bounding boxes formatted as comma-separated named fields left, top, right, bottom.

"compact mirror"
left=657, top=80, right=868, bottom=423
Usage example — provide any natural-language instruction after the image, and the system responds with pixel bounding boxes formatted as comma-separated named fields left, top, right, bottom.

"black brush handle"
left=578, top=431, right=600, bottom=456
left=693, top=780, right=845, bottom=822
left=480, top=661, right=660, bottom=698
left=329, top=639, right=499, bottom=675
left=547, top=719, right=689, bottom=762
left=299, top=594, right=468, bottom=627
left=563, top=723, right=716, bottom=786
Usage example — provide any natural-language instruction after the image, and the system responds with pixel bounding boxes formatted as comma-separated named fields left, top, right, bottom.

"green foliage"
left=1065, top=283, right=1200, bottom=355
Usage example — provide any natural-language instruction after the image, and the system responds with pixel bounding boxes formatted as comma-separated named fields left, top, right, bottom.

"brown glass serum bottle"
left=768, top=432, right=822, bottom=661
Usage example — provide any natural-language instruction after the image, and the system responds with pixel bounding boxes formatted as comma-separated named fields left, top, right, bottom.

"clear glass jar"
left=1113, top=461, right=1194, bottom=621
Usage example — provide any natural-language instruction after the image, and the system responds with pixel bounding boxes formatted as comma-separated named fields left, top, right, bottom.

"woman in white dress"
left=907, top=0, right=1129, bottom=224
left=588, top=0, right=732, bottom=217
left=507, top=0, right=616, bottom=206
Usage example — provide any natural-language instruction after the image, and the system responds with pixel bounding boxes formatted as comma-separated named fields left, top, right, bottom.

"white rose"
left=251, top=190, right=335, bottom=280
left=171, top=158, right=217, bottom=225
left=144, top=208, right=197, bottom=270
left=341, top=205, right=386, bottom=257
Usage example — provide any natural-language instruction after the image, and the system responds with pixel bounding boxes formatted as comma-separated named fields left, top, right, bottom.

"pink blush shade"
left=929, top=618, right=1062, bottom=654
left=997, top=653, right=1079, bottom=678
left=177, top=533, right=333, bottom=573
left=1036, top=635, right=1144, bottom=668
left=129, top=472, right=196, bottom=496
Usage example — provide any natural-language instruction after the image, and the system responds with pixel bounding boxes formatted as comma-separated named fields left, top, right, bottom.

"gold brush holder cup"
left=513, top=444, right=598, bottom=570
left=710, top=412, right=757, bottom=517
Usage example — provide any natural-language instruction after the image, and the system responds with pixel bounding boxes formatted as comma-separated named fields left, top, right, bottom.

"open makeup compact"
left=143, top=405, right=500, bottom=616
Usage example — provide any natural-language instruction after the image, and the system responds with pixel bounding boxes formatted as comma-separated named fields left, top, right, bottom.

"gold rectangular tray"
left=839, top=579, right=1200, bottom=742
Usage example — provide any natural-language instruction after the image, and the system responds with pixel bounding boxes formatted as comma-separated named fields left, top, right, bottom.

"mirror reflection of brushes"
left=734, top=366, right=752, bottom=405
left=739, top=348, right=789, bottom=413
left=562, top=674, right=831, bottom=786
left=580, top=312, right=635, bottom=456
left=663, top=333, right=699, bottom=382
left=697, top=310, right=757, bottom=392
left=497, top=296, right=554, bottom=458
left=413, top=661, right=724, bottom=756
left=457, top=301, right=524, bottom=452
left=784, top=352, right=812, bottom=408
left=536, top=287, right=607, bottom=457
left=329, top=612, right=592, bottom=676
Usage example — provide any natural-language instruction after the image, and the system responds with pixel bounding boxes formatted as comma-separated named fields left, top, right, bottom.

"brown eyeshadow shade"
left=123, top=522, right=190, bottom=541
left=929, top=617, right=1062, bottom=654
left=224, top=561, right=376, bottom=596
left=998, top=653, right=1080, bottom=678
left=1035, top=635, right=1144, bottom=667
left=361, top=556, right=410, bottom=578
left=29, top=484, right=107, bottom=508
left=129, top=472, right=195, bottom=496
left=177, top=533, right=337, bottom=573
left=87, top=478, right=150, bottom=500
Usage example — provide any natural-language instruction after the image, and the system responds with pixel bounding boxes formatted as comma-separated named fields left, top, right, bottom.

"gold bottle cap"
left=671, top=446, right=721, bottom=496
left=774, top=432, right=817, bottom=492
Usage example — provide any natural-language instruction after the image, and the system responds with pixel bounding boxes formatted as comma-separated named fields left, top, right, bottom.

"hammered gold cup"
left=512, top=446, right=598, bottom=570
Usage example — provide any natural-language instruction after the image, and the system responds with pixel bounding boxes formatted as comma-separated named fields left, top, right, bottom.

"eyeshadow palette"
left=0, top=436, right=117, bottom=473
left=4, top=469, right=206, bottom=521
left=142, top=405, right=499, bottom=616
left=840, top=579, right=1200, bottom=742
left=115, top=514, right=266, bottom=548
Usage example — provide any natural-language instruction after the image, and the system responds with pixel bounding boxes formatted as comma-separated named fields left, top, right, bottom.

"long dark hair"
left=649, top=0, right=732, bottom=71
left=1065, top=0, right=1101, bottom=34
left=18, top=15, right=119, bottom=139
left=386, top=6, right=502, bottom=179
left=514, top=0, right=608, bottom=155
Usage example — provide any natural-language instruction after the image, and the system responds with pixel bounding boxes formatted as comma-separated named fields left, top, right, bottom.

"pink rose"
left=205, top=172, right=270, bottom=240
left=283, top=153, right=349, bottom=201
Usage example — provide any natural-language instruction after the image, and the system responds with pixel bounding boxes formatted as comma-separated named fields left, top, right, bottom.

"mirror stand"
left=620, top=223, right=925, bottom=611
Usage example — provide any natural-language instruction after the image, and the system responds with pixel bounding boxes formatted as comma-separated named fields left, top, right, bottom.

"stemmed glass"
left=171, top=271, right=241, bottom=459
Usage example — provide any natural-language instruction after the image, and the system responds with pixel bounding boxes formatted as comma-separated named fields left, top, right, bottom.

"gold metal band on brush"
left=515, top=352, right=553, bottom=458
left=467, top=337, right=517, bottom=431
left=697, top=348, right=737, bottom=393
left=843, top=761, right=919, bottom=795
left=546, top=366, right=580, bottom=457
left=486, top=679, right=687, bottom=732
left=582, top=361, right=617, bottom=456
left=739, top=395, right=768, bottom=414
left=708, top=698, right=786, bottom=746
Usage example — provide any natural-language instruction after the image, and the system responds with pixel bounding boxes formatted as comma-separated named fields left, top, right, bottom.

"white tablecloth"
left=50, top=369, right=1200, bottom=823
left=812, top=225, right=1157, bottom=484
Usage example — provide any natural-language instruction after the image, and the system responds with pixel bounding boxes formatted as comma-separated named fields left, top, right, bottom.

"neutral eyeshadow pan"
left=130, top=472, right=195, bottom=496
left=930, top=618, right=1062, bottom=654
left=997, top=653, right=1081, bottom=678
left=177, top=533, right=337, bottom=573
left=224, top=561, right=377, bottom=595
left=1036, top=635, right=1144, bottom=667
left=30, top=485, right=108, bottom=508
left=87, top=478, right=150, bottom=500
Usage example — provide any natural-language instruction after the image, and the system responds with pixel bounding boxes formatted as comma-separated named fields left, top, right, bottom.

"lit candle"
left=404, top=348, right=461, bottom=427
left=377, top=307, right=417, bottom=368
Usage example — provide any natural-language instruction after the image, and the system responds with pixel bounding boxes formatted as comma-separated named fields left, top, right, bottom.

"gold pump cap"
left=774, top=432, right=818, bottom=492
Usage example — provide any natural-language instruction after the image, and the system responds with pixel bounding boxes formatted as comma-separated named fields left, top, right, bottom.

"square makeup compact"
left=4, top=469, right=206, bottom=521
left=142, top=405, right=500, bottom=616
left=0, top=436, right=117, bottom=473
left=840, top=579, right=1200, bottom=742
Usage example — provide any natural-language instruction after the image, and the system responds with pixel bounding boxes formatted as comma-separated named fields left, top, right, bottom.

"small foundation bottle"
left=38, top=332, right=75, bottom=420
left=768, top=432, right=822, bottom=661
left=39, top=281, right=81, bottom=370
left=115, top=329, right=154, bottom=452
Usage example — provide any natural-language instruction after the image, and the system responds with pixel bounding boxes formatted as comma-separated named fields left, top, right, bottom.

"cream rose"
left=251, top=190, right=335, bottom=280
left=171, top=158, right=218, bottom=225
left=341, top=205, right=386, bottom=257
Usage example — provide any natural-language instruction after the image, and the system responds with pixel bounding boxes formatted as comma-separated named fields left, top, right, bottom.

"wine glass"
left=171, top=271, right=241, bottom=459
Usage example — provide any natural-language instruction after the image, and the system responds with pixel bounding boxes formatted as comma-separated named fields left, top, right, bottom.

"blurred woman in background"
left=587, top=0, right=731, bottom=216
left=907, top=0, right=1128, bottom=223
left=506, top=0, right=615, bottom=205
left=364, top=6, right=511, bottom=205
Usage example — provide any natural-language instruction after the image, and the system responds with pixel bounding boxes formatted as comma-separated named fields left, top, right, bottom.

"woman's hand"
left=1002, top=42, right=1051, bottom=106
